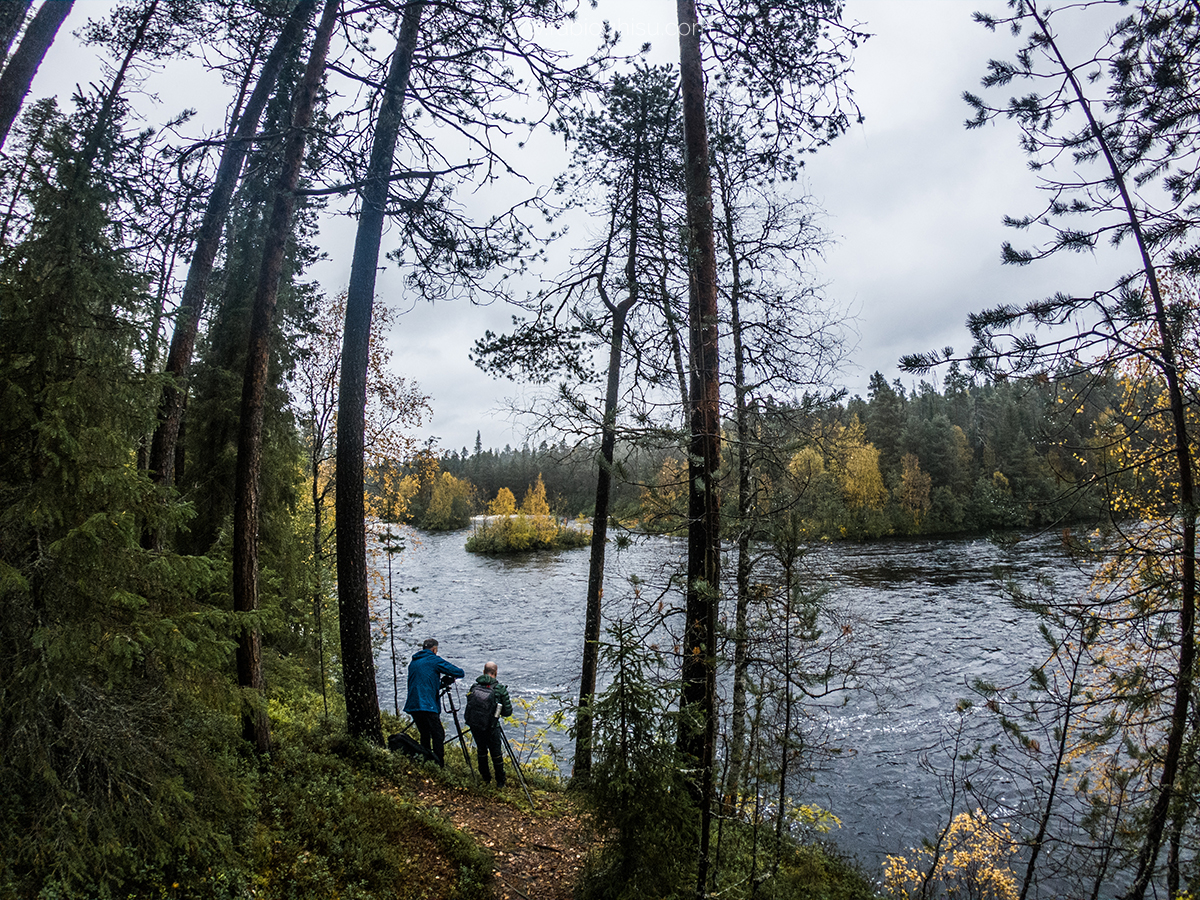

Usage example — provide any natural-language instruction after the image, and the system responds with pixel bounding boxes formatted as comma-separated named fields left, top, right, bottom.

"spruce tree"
left=0, top=111, right=233, bottom=899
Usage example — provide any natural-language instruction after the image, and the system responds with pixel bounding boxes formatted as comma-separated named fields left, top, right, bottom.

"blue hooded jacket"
left=404, top=648, right=465, bottom=714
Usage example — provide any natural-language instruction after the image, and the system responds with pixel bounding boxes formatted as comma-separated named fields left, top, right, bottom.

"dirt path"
left=411, top=777, right=595, bottom=900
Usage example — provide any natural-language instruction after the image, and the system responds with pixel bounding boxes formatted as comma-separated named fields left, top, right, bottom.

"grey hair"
left=422, top=638, right=439, bottom=650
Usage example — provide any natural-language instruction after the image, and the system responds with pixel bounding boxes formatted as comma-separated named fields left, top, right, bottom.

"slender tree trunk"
left=224, top=19, right=269, bottom=137
left=676, top=0, right=721, bottom=894
left=652, top=192, right=689, bottom=421
left=574, top=175, right=641, bottom=780
left=573, top=301, right=631, bottom=781
left=0, top=1, right=31, bottom=66
left=232, top=0, right=339, bottom=754
left=137, top=188, right=194, bottom=471
left=717, top=158, right=753, bottom=804
left=0, top=0, right=73, bottom=151
left=659, top=272, right=690, bottom=421
left=0, top=97, right=52, bottom=243
left=337, top=0, right=425, bottom=745
left=312, top=432, right=331, bottom=717
left=78, top=0, right=160, bottom=175
left=774, top=562, right=794, bottom=860
left=150, top=0, right=318, bottom=489
left=1028, top=8, right=1198, bottom=893
left=1017, top=633, right=1085, bottom=900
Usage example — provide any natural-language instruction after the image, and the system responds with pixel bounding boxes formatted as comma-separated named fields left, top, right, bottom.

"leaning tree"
left=905, top=2, right=1200, bottom=894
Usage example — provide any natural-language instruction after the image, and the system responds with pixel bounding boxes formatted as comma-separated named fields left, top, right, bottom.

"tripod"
left=439, top=678, right=476, bottom=780
left=497, top=723, right=536, bottom=810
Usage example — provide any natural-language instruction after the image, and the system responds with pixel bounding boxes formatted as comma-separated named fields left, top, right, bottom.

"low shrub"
left=465, top=514, right=590, bottom=553
left=248, top=730, right=492, bottom=900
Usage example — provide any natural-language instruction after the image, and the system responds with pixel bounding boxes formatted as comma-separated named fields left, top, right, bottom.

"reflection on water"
left=370, top=527, right=1090, bottom=875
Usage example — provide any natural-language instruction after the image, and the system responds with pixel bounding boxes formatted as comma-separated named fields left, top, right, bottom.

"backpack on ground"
left=464, top=682, right=498, bottom=730
left=388, top=730, right=436, bottom=763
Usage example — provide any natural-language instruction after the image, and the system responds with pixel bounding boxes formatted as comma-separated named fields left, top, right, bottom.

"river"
left=369, top=526, right=1091, bottom=876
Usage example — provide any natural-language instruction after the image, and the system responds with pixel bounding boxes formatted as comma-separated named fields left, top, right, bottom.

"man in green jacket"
left=464, top=661, right=513, bottom=787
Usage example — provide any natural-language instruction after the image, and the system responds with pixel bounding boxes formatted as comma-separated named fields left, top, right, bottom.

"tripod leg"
left=498, top=725, right=536, bottom=810
left=442, top=688, right=477, bottom=781
left=441, top=686, right=477, bottom=777
left=450, top=707, right=475, bottom=780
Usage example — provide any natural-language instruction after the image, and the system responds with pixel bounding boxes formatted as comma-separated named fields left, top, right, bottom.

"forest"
left=413, top=367, right=1118, bottom=539
left=0, top=1, right=1198, bottom=899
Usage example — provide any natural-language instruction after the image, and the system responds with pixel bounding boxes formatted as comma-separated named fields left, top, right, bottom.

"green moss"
left=246, top=729, right=493, bottom=900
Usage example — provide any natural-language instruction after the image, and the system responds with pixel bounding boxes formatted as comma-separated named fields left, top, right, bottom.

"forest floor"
left=408, top=774, right=596, bottom=900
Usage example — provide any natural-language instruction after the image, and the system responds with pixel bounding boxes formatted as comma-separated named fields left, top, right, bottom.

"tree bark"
left=149, top=1, right=317, bottom=490
left=573, top=149, right=642, bottom=781
left=0, top=1, right=31, bottom=66
left=336, top=0, right=425, bottom=746
left=676, top=0, right=721, bottom=894
left=232, top=0, right=339, bottom=754
left=0, top=0, right=73, bottom=151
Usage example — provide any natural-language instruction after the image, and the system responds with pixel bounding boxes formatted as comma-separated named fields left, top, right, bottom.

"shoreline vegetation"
left=465, top=512, right=592, bottom=553
left=244, top=714, right=883, bottom=900
left=463, top=475, right=592, bottom=553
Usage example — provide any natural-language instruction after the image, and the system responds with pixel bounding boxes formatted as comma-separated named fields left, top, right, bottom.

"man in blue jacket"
left=404, top=638, right=464, bottom=766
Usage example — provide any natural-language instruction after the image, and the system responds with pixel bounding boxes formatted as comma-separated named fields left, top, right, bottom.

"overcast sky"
left=38, top=0, right=1138, bottom=453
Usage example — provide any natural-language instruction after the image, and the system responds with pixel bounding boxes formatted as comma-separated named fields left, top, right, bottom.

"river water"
left=369, top=526, right=1091, bottom=875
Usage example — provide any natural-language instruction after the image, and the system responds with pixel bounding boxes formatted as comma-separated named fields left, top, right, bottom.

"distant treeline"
left=380, top=365, right=1112, bottom=539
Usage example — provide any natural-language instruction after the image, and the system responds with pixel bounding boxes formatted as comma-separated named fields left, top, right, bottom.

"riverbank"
left=372, top=528, right=1091, bottom=874
left=251, top=722, right=881, bottom=900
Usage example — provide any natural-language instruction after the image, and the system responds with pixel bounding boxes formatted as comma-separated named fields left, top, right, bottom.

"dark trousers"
left=471, top=725, right=505, bottom=786
left=411, top=710, right=445, bottom=766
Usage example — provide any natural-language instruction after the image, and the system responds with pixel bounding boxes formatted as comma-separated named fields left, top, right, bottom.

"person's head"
left=422, top=638, right=439, bottom=653
left=483, top=661, right=498, bottom=677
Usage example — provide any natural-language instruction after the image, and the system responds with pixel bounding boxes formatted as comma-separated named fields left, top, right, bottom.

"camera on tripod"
left=439, top=673, right=456, bottom=692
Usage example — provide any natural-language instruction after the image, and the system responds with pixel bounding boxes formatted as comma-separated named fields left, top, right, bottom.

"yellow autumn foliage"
left=884, top=810, right=1018, bottom=900
left=468, top=475, right=589, bottom=552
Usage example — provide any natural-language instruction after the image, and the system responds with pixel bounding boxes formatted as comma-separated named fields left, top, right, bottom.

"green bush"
left=465, top=514, right=590, bottom=553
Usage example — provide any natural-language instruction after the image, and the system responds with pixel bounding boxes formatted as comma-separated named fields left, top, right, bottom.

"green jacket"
left=474, top=674, right=513, bottom=719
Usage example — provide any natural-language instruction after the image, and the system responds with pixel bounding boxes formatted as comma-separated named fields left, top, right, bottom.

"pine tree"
left=904, top=2, right=1200, bottom=892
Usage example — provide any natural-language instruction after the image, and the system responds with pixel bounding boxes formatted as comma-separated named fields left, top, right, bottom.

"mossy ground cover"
left=3, top=705, right=881, bottom=900
left=247, top=733, right=489, bottom=900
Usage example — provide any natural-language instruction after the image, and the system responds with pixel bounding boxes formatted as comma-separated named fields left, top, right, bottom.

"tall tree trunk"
left=232, top=0, right=339, bottom=754
left=336, top=0, right=425, bottom=745
left=676, top=0, right=721, bottom=894
left=1028, top=7, right=1198, bottom=892
left=0, top=0, right=73, bottom=151
left=150, top=1, right=317, bottom=490
left=574, top=143, right=642, bottom=781
left=0, top=1, right=32, bottom=66
left=715, top=159, right=752, bottom=805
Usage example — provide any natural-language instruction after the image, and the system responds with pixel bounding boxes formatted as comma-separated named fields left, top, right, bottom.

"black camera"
left=439, top=674, right=456, bottom=690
